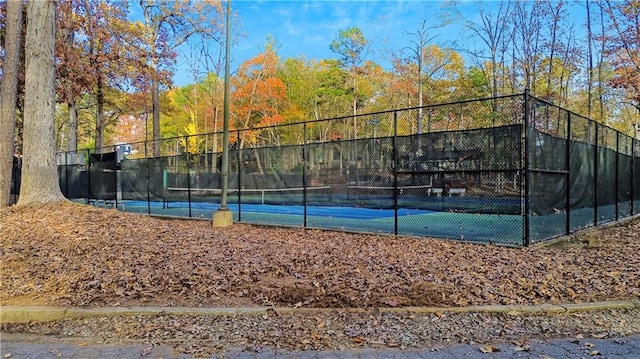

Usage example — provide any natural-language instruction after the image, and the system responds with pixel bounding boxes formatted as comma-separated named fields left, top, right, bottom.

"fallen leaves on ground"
left=3, top=308, right=640, bottom=355
left=1, top=201, right=639, bottom=308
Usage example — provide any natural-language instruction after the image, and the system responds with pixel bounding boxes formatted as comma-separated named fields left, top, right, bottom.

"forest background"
left=0, top=0, right=638, bottom=157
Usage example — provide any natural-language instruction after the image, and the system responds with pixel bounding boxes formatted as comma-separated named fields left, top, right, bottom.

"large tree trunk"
left=17, top=0, right=66, bottom=206
left=0, top=0, right=23, bottom=207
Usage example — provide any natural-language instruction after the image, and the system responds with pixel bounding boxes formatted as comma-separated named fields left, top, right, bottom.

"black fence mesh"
left=524, top=95, right=639, bottom=244
left=14, top=93, right=636, bottom=246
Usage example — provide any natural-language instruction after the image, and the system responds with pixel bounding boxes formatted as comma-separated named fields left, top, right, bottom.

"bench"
left=448, top=188, right=466, bottom=197
left=428, top=188, right=443, bottom=197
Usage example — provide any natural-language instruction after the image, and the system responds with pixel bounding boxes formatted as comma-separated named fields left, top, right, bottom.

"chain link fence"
left=16, top=92, right=636, bottom=246
left=525, top=94, right=639, bottom=244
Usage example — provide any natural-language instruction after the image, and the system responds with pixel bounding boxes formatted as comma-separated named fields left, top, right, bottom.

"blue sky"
left=173, top=0, right=476, bottom=86
left=171, top=0, right=592, bottom=87
left=231, top=0, right=449, bottom=62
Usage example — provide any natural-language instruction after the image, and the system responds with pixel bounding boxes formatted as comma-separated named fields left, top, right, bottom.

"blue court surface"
left=108, top=199, right=525, bottom=246
left=123, top=200, right=434, bottom=220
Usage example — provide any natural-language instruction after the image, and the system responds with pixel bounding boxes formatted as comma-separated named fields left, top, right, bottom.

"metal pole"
left=523, top=90, right=531, bottom=246
left=594, top=123, right=599, bottom=226
left=220, top=0, right=231, bottom=210
left=87, top=149, right=92, bottom=205
left=213, top=0, right=233, bottom=227
left=64, top=150, right=69, bottom=198
left=631, top=136, right=636, bottom=215
left=615, top=131, right=619, bottom=220
left=393, top=111, right=398, bottom=235
left=303, top=122, right=308, bottom=227
left=186, top=147, right=192, bottom=218
left=565, top=112, right=571, bottom=235
left=237, top=132, right=242, bottom=220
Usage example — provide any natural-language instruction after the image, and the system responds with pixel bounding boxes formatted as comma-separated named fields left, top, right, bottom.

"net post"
left=523, top=90, right=530, bottom=246
left=565, top=111, right=571, bottom=235
left=393, top=110, right=399, bottom=235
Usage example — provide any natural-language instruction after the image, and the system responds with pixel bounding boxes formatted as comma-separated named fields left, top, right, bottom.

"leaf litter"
left=1, top=202, right=639, bottom=355
left=2, top=202, right=638, bottom=308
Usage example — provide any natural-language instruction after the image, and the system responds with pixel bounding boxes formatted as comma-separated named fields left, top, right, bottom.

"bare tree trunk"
left=67, top=98, right=78, bottom=152
left=152, top=59, right=161, bottom=157
left=0, top=0, right=23, bottom=207
left=544, top=1, right=564, bottom=101
left=95, top=75, right=105, bottom=152
left=586, top=0, right=594, bottom=118
left=597, top=4, right=606, bottom=123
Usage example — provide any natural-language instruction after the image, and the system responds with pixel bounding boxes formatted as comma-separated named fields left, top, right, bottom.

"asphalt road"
left=2, top=333, right=640, bottom=358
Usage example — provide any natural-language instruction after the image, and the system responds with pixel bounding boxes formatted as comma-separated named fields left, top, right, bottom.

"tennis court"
left=102, top=185, right=525, bottom=246
left=54, top=93, right=639, bottom=247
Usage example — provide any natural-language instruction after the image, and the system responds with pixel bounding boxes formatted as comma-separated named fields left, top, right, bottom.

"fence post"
left=615, top=131, right=620, bottom=221
left=144, top=140, right=148, bottom=214
left=185, top=140, right=192, bottom=218
left=113, top=150, right=118, bottom=211
left=594, top=123, right=599, bottom=226
left=303, top=122, right=308, bottom=227
left=632, top=136, right=636, bottom=215
left=565, top=112, right=571, bottom=235
left=146, top=156, right=151, bottom=215
left=523, top=90, right=530, bottom=246
left=237, top=130, right=242, bottom=221
left=64, top=150, right=69, bottom=198
left=393, top=110, right=399, bottom=235
left=87, top=148, right=92, bottom=205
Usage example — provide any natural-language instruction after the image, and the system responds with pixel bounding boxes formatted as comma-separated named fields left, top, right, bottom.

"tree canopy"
left=1, top=0, right=638, bottom=159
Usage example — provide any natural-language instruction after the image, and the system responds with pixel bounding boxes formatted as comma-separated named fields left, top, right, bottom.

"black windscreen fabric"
left=617, top=153, right=633, bottom=217
left=120, top=158, right=149, bottom=201
left=528, top=171, right=566, bottom=216
left=237, top=145, right=305, bottom=205
left=147, top=157, right=171, bottom=202
left=529, top=130, right=567, bottom=172
left=568, top=140, right=595, bottom=211
left=397, top=125, right=521, bottom=173
left=88, top=152, right=117, bottom=200
left=58, top=165, right=89, bottom=199
left=597, top=147, right=617, bottom=207
left=527, top=130, right=567, bottom=216
left=11, top=156, right=21, bottom=196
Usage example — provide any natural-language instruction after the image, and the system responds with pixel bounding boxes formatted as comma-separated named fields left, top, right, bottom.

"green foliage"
left=330, top=27, right=368, bottom=69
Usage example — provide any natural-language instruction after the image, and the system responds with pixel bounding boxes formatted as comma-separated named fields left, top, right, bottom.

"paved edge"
left=1, top=300, right=639, bottom=324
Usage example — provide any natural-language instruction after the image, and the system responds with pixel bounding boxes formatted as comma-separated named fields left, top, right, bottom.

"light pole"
left=212, top=0, right=233, bottom=227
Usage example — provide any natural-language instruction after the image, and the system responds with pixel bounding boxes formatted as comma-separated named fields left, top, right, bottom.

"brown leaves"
left=1, top=202, right=639, bottom=309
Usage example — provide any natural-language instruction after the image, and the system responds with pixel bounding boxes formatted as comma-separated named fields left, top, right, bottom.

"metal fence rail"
left=12, top=93, right=637, bottom=246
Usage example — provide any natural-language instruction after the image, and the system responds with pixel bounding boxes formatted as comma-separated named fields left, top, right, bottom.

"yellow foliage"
left=179, top=111, right=203, bottom=153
